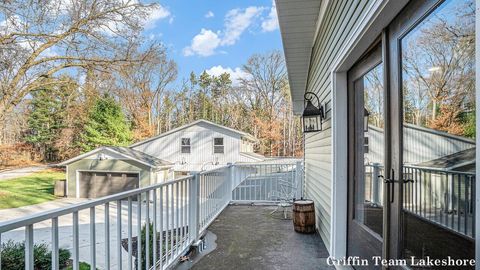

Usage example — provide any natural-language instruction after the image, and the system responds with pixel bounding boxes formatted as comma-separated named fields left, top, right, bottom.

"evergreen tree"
left=26, top=86, right=65, bottom=160
left=79, top=95, right=132, bottom=151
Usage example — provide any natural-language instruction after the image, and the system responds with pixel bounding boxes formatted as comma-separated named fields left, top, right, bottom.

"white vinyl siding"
left=304, top=0, right=374, bottom=249
left=132, top=122, right=260, bottom=170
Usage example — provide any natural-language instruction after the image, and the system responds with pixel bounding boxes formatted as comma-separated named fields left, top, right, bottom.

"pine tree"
left=79, top=95, right=133, bottom=151
left=26, top=86, right=65, bottom=160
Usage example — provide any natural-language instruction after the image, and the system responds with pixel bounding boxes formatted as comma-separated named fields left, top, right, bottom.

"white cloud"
left=183, top=4, right=280, bottom=57
left=144, top=5, right=171, bottom=29
left=205, top=65, right=249, bottom=86
left=205, top=11, right=214, bottom=18
left=96, top=4, right=170, bottom=35
left=221, top=6, right=264, bottom=46
left=183, top=29, right=221, bottom=57
left=261, top=1, right=279, bottom=32
left=148, top=33, right=163, bottom=40
left=184, top=6, right=265, bottom=57
left=0, top=15, right=23, bottom=34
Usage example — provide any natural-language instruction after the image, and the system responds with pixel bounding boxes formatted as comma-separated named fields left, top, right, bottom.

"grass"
left=0, top=169, right=65, bottom=209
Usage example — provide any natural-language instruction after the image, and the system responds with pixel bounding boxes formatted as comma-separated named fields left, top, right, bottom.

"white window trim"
left=213, top=137, right=225, bottom=154
left=181, top=137, right=191, bottom=154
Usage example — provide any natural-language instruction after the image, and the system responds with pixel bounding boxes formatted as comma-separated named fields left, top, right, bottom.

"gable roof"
left=58, top=146, right=173, bottom=168
left=130, top=119, right=258, bottom=147
left=239, top=152, right=265, bottom=162
left=415, top=147, right=476, bottom=171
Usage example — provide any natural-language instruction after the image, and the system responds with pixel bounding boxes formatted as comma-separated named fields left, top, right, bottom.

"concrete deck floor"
left=184, top=205, right=334, bottom=270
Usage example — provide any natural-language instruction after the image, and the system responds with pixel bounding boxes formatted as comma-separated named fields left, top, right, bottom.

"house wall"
left=240, top=139, right=254, bottom=153
left=132, top=122, right=259, bottom=171
left=66, top=159, right=151, bottom=197
left=304, top=0, right=375, bottom=250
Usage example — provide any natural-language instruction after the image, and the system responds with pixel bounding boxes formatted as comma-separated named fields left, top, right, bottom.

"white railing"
left=403, top=165, right=475, bottom=238
left=198, top=166, right=231, bottom=233
left=366, top=163, right=475, bottom=238
left=0, top=162, right=303, bottom=270
left=232, top=162, right=303, bottom=203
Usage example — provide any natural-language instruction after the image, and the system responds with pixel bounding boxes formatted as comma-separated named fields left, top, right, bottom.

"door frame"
left=329, top=0, right=479, bottom=264
left=347, top=42, right=385, bottom=264
left=329, top=0, right=410, bottom=259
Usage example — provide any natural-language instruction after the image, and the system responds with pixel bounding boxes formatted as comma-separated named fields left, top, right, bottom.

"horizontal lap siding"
left=304, top=0, right=373, bottom=250
left=132, top=123, right=243, bottom=167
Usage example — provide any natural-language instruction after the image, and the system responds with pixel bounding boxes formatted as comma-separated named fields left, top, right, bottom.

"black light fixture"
left=302, top=92, right=325, bottom=133
left=364, top=108, right=370, bottom=132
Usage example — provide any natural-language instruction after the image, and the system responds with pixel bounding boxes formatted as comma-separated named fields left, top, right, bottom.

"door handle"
left=377, top=169, right=415, bottom=203
left=378, top=175, right=414, bottom=184
left=378, top=169, right=395, bottom=203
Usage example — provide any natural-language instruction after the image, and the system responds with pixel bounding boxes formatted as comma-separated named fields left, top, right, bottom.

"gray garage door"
left=79, top=172, right=139, bottom=198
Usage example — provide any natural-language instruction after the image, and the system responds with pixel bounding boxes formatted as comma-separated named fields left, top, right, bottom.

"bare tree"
left=114, top=43, right=177, bottom=139
left=402, top=1, right=474, bottom=134
left=239, top=51, right=293, bottom=155
left=0, top=0, right=157, bottom=142
left=240, top=51, right=288, bottom=118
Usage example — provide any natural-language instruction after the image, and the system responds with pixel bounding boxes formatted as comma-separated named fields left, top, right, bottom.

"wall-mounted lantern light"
left=302, top=92, right=325, bottom=133
left=364, top=108, right=370, bottom=132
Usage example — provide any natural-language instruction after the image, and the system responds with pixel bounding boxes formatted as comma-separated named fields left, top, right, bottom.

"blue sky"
left=142, top=0, right=283, bottom=86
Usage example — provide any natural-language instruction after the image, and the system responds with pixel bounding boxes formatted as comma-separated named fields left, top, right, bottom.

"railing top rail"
left=404, top=164, right=476, bottom=176
left=0, top=175, right=194, bottom=233
left=234, top=162, right=300, bottom=167
left=365, top=163, right=475, bottom=176
left=199, top=165, right=230, bottom=175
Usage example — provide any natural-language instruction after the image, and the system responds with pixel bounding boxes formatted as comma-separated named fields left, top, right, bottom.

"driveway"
left=0, top=197, right=189, bottom=270
left=0, top=165, right=50, bottom=181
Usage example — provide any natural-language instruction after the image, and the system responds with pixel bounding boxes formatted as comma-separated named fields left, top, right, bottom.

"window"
left=181, top=138, right=191, bottom=153
left=213, top=138, right=224, bottom=154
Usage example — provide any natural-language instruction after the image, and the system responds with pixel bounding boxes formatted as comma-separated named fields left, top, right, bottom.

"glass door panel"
left=400, top=0, right=475, bottom=267
left=356, top=63, right=385, bottom=237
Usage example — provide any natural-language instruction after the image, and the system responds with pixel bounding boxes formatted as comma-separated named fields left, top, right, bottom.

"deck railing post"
left=228, top=163, right=234, bottom=200
left=189, top=174, right=200, bottom=242
left=295, top=161, right=303, bottom=199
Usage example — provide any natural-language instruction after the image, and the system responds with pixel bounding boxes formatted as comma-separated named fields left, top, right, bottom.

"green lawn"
left=0, top=170, right=65, bottom=209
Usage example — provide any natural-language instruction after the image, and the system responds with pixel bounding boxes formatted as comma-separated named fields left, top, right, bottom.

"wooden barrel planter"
left=292, top=200, right=316, bottom=234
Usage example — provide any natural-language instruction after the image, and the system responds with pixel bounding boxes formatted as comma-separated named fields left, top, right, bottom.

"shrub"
left=0, top=240, right=70, bottom=270
left=66, top=262, right=97, bottom=270
left=139, top=222, right=155, bottom=270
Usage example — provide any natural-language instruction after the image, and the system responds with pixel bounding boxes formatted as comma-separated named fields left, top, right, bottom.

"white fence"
left=198, top=166, right=231, bottom=233
left=366, top=163, right=475, bottom=238
left=0, top=161, right=303, bottom=270
left=231, top=162, right=303, bottom=202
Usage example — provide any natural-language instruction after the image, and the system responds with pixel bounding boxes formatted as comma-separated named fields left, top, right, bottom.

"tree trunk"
left=432, top=99, right=437, bottom=121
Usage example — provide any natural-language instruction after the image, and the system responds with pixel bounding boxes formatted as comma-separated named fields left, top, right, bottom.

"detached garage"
left=59, top=146, right=173, bottom=198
